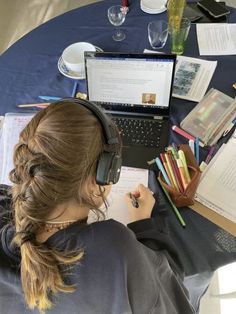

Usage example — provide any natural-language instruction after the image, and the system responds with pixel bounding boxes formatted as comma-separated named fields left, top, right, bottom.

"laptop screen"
left=85, top=52, right=176, bottom=116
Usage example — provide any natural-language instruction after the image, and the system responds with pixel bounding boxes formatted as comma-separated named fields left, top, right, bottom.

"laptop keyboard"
left=112, top=117, right=165, bottom=147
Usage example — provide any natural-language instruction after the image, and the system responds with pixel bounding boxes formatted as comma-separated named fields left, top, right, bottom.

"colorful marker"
left=155, top=157, right=171, bottom=186
left=172, top=125, right=195, bottom=141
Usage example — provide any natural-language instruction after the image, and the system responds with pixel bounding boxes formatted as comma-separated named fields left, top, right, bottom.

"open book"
left=194, top=132, right=236, bottom=235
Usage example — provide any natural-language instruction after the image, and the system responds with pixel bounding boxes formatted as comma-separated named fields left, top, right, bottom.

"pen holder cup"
left=158, top=144, right=202, bottom=207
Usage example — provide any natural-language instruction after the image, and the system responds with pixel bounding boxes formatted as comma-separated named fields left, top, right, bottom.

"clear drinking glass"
left=148, top=20, right=169, bottom=50
left=108, top=5, right=126, bottom=41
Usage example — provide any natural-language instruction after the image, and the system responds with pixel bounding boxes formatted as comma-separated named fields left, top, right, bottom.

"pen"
left=158, top=178, right=186, bottom=228
left=129, top=193, right=139, bottom=208
left=39, top=96, right=61, bottom=101
left=172, top=125, right=195, bottom=141
left=71, top=81, right=78, bottom=97
left=216, top=123, right=236, bottom=148
left=222, top=118, right=236, bottom=137
left=155, top=157, right=171, bottom=186
left=189, top=139, right=195, bottom=156
left=205, top=146, right=215, bottom=164
left=194, top=137, right=200, bottom=165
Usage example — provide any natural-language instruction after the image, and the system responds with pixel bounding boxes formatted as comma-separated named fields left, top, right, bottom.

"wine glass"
left=108, top=5, right=126, bottom=41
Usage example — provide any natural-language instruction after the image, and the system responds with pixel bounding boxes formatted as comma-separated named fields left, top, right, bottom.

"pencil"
left=158, top=178, right=186, bottom=228
left=129, top=193, right=139, bottom=208
left=17, top=103, right=50, bottom=108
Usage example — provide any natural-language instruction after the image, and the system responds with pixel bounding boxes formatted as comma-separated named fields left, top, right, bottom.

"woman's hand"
left=125, top=184, right=155, bottom=222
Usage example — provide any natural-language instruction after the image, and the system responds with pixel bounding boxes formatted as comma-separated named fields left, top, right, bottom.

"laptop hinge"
left=154, top=116, right=164, bottom=120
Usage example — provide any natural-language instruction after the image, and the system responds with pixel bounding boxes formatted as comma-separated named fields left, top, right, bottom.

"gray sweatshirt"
left=0, top=185, right=195, bottom=314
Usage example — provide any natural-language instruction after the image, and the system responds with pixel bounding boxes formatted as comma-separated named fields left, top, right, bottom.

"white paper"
left=195, top=141, right=236, bottom=223
left=0, top=113, right=34, bottom=185
left=173, top=56, right=217, bottom=102
left=107, top=166, right=149, bottom=225
left=197, top=23, right=236, bottom=55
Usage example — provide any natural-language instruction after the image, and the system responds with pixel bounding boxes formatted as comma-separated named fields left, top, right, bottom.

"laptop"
left=84, top=52, right=176, bottom=169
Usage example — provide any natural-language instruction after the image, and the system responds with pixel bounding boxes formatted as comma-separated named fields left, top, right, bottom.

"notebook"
left=84, top=52, right=176, bottom=169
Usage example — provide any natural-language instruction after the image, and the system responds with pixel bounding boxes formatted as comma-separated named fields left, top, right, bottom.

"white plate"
left=141, top=0, right=166, bottom=10
left=140, top=4, right=166, bottom=14
left=58, top=46, right=103, bottom=79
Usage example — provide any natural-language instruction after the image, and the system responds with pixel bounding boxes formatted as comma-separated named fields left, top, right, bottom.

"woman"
left=0, top=99, right=195, bottom=314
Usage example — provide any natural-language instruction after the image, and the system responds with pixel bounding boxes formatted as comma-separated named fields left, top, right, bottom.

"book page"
left=0, top=113, right=34, bottom=185
left=196, top=141, right=236, bottom=223
left=197, top=23, right=236, bottom=55
left=172, top=56, right=217, bottom=102
left=107, top=167, right=149, bottom=225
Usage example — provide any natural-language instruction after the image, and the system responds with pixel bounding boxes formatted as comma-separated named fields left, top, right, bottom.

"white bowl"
left=61, top=42, right=96, bottom=74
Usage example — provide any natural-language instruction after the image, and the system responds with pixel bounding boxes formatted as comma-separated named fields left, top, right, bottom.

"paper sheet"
left=144, top=50, right=217, bottom=102
left=0, top=113, right=34, bottom=185
left=107, top=167, right=149, bottom=225
left=172, top=56, right=217, bottom=102
left=195, top=141, right=236, bottom=223
left=197, top=23, right=236, bottom=55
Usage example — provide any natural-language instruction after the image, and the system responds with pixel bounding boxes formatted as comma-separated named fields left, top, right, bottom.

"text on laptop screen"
left=86, top=55, right=175, bottom=109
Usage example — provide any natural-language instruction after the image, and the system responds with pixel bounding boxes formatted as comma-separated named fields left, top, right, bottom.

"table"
left=0, top=0, right=235, bottom=277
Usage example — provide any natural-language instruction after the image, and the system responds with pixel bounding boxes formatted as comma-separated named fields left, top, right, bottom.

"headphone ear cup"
left=96, top=151, right=122, bottom=185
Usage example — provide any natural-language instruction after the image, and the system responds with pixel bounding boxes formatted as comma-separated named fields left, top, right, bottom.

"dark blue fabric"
left=0, top=0, right=235, bottom=125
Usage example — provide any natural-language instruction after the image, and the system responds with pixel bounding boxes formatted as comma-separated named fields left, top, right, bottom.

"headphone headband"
left=56, top=98, right=122, bottom=185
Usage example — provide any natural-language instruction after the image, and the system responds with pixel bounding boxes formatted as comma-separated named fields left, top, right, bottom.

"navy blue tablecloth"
left=0, top=0, right=235, bottom=276
left=0, top=0, right=235, bottom=119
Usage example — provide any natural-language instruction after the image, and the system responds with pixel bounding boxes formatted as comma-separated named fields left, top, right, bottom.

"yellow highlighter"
left=178, top=150, right=191, bottom=183
left=165, top=153, right=179, bottom=192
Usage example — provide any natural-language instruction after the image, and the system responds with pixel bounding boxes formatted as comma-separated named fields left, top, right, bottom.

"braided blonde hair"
left=10, top=101, right=107, bottom=312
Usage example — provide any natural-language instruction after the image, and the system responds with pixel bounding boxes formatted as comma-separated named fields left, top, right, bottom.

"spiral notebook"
left=0, top=113, right=33, bottom=186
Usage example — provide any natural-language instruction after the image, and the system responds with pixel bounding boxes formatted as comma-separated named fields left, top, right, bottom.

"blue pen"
left=39, top=96, right=61, bottom=101
left=155, top=157, right=171, bottom=186
left=71, top=81, right=78, bottom=97
left=195, top=137, right=200, bottom=165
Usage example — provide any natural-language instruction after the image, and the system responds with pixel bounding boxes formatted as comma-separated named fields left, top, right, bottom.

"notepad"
left=0, top=113, right=34, bottom=185
left=106, top=167, right=149, bottom=225
left=195, top=140, right=236, bottom=224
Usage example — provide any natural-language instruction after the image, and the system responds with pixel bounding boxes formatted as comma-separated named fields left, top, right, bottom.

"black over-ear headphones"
left=58, top=98, right=122, bottom=186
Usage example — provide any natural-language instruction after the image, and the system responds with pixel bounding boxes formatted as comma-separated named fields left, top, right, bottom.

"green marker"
left=158, top=178, right=186, bottom=228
